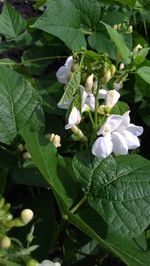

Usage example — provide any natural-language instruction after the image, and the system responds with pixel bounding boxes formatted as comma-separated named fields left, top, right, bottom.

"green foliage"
left=0, top=2, right=26, bottom=38
left=0, top=66, right=40, bottom=144
left=0, top=0, right=150, bottom=265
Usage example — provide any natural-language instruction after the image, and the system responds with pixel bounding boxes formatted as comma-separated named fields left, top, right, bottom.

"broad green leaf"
left=72, top=0, right=101, bottom=29
left=88, top=32, right=116, bottom=60
left=21, top=128, right=79, bottom=211
left=58, top=70, right=81, bottom=106
left=102, top=22, right=132, bottom=64
left=0, top=65, right=40, bottom=144
left=136, top=66, right=150, bottom=84
left=32, top=0, right=86, bottom=50
left=73, top=152, right=150, bottom=237
left=0, top=2, right=27, bottom=38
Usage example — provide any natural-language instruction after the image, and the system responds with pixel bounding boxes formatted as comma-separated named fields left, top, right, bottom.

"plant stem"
left=88, top=110, right=95, bottom=127
left=143, top=18, right=149, bottom=42
left=70, top=195, right=87, bottom=214
left=0, top=55, right=68, bottom=66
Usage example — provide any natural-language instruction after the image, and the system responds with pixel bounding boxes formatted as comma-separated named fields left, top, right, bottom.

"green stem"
left=88, top=110, right=95, bottom=127
left=94, top=84, right=100, bottom=127
left=70, top=195, right=87, bottom=214
left=143, top=18, right=149, bottom=42
left=0, top=55, right=68, bottom=66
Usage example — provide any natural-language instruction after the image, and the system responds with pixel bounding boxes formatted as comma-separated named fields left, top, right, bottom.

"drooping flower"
left=56, top=56, right=73, bottom=84
left=92, top=111, right=143, bottom=158
left=65, top=107, right=81, bottom=129
left=105, top=90, right=120, bottom=108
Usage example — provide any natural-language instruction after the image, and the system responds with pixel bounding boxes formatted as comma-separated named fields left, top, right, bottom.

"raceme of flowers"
left=56, top=56, right=143, bottom=158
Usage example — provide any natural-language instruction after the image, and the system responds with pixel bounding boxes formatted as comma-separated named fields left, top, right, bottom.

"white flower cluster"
left=56, top=56, right=143, bottom=158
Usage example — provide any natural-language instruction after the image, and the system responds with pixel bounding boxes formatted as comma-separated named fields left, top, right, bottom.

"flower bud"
left=71, top=62, right=79, bottom=72
left=67, top=71, right=72, bottom=82
left=49, top=134, right=61, bottom=148
left=114, top=81, right=123, bottom=91
left=133, top=44, right=142, bottom=54
left=128, top=25, right=133, bottom=33
left=23, top=151, right=31, bottom=159
left=18, top=143, right=24, bottom=152
left=27, top=259, right=38, bottom=266
left=101, top=69, right=111, bottom=84
left=85, top=74, right=94, bottom=93
left=71, top=125, right=87, bottom=141
left=0, top=236, right=11, bottom=248
left=21, top=209, right=34, bottom=225
left=110, top=64, right=116, bottom=76
left=97, top=105, right=110, bottom=116
left=105, top=90, right=120, bottom=108
left=113, top=24, right=118, bottom=30
left=119, top=63, right=125, bottom=70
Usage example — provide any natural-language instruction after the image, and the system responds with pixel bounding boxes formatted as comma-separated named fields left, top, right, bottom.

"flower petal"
left=85, top=94, right=95, bottom=112
left=65, top=56, right=73, bottom=69
left=97, top=114, right=123, bottom=135
left=98, top=89, right=108, bottom=99
left=105, top=90, right=120, bottom=108
left=121, top=130, right=140, bottom=149
left=65, top=107, right=81, bottom=129
left=127, top=124, right=143, bottom=136
left=117, top=111, right=130, bottom=131
left=92, top=134, right=113, bottom=158
left=56, top=66, right=68, bottom=84
left=112, top=132, right=128, bottom=155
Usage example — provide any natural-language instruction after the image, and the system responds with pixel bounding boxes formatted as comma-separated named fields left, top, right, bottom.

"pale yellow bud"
left=133, top=44, right=142, bottom=54
left=113, top=24, right=118, bottom=30
left=49, top=134, right=61, bottom=148
left=71, top=125, right=87, bottom=141
left=85, top=74, right=94, bottom=93
left=21, top=209, right=34, bottom=225
left=105, top=90, right=120, bottom=108
left=67, top=71, right=72, bottom=82
left=18, top=143, right=24, bottom=152
left=23, top=151, right=31, bottom=159
left=0, top=236, right=11, bottom=248
left=110, top=64, right=116, bottom=76
left=102, top=69, right=111, bottom=84
left=119, top=63, right=125, bottom=70
left=128, top=25, right=133, bottom=33
left=97, top=105, right=110, bottom=116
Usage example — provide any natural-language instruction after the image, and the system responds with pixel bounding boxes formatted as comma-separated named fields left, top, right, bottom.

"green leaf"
left=21, top=128, right=79, bottom=211
left=0, top=2, right=27, bottom=38
left=136, top=66, right=150, bottom=84
left=102, top=22, right=132, bottom=64
left=68, top=207, right=150, bottom=266
left=134, top=48, right=150, bottom=65
left=32, top=0, right=86, bottom=50
left=88, top=32, right=116, bottom=60
left=113, top=0, right=136, bottom=7
left=58, top=70, right=81, bottom=106
left=0, top=65, right=40, bottom=144
left=73, top=152, right=150, bottom=237
left=72, top=0, right=101, bottom=29
left=110, top=101, right=129, bottom=115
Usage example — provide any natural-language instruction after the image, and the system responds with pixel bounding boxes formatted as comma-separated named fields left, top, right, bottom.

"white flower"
left=114, top=82, right=123, bottom=91
left=65, top=107, right=81, bottom=129
left=105, top=90, right=120, bottom=108
left=57, top=97, right=73, bottom=109
left=56, top=56, right=73, bottom=84
left=80, top=85, right=95, bottom=112
left=92, top=111, right=143, bottom=158
left=37, top=260, right=61, bottom=266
